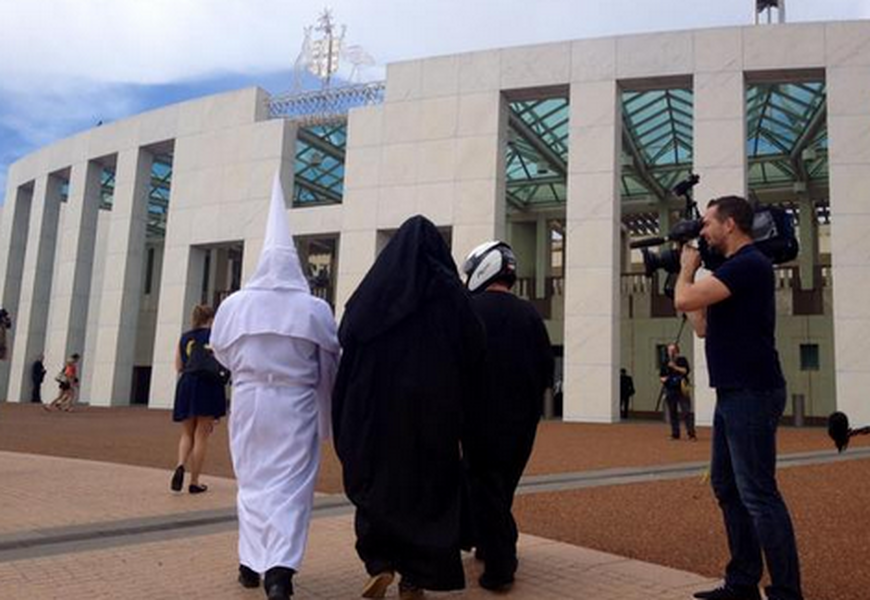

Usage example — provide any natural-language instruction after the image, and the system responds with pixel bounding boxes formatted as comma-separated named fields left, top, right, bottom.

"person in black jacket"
left=619, top=368, right=635, bottom=420
left=0, top=308, right=11, bottom=361
left=31, top=354, right=47, bottom=403
left=461, top=241, right=554, bottom=592
left=332, top=216, right=486, bottom=600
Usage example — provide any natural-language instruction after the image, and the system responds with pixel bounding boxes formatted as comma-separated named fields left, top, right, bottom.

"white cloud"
left=2, top=0, right=868, bottom=88
left=1, top=0, right=869, bottom=200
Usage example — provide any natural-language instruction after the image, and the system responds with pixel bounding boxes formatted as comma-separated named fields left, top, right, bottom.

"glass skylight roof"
left=149, top=156, right=172, bottom=239
left=96, top=156, right=171, bottom=239
left=294, top=122, right=347, bottom=206
left=621, top=89, right=694, bottom=200
left=746, top=82, right=828, bottom=188
left=505, top=98, right=570, bottom=209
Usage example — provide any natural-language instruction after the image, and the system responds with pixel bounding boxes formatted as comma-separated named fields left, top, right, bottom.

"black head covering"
left=340, top=215, right=460, bottom=344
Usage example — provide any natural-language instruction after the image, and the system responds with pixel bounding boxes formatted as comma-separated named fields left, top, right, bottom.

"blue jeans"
left=711, top=388, right=802, bottom=600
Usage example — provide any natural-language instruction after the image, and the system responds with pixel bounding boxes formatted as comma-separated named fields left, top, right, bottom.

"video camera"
left=630, top=175, right=799, bottom=279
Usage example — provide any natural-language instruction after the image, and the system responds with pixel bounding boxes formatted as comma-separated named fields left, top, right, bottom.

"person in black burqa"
left=460, top=241, right=554, bottom=592
left=332, top=215, right=486, bottom=600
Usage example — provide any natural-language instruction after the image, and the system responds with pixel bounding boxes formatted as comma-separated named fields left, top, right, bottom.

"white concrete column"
left=563, top=80, right=621, bottom=423
left=827, top=61, right=870, bottom=424
left=691, top=29, right=747, bottom=426
left=7, top=174, right=62, bottom=402
left=797, top=194, right=818, bottom=290
left=535, top=215, right=549, bottom=299
left=451, top=91, right=507, bottom=268
left=338, top=106, right=382, bottom=318
left=206, top=248, right=219, bottom=305
left=44, top=161, right=103, bottom=383
left=149, top=245, right=208, bottom=409
left=89, top=148, right=153, bottom=406
left=0, top=182, right=34, bottom=399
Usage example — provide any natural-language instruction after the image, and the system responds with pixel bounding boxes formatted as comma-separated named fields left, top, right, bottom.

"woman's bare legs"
left=189, top=417, right=214, bottom=487
left=176, top=418, right=196, bottom=469
left=48, top=388, right=66, bottom=410
left=59, top=388, right=77, bottom=411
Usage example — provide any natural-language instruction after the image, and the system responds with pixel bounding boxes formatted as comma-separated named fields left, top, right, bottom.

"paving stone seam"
left=1, top=447, right=865, bottom=562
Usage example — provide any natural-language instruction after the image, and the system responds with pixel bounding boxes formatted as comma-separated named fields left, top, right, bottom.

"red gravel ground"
left=515, top=461, right=870, bottom=600
left=2, top=403, right=868, bottom=599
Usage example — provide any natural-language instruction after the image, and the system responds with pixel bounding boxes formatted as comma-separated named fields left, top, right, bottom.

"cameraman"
left=675, top=196, right=801, bottom=600
left=659, top=343, right=695, bottom=440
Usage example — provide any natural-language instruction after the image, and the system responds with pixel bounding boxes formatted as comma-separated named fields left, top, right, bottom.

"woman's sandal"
left=188, top=483, right=208, bottom=494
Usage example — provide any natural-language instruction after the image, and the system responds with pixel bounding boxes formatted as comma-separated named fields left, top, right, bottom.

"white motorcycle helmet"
left=462, top=241, right=517, bottom=293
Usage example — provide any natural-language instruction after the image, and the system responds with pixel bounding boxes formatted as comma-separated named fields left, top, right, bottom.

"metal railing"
left=268, top=82, right=386, bottom=125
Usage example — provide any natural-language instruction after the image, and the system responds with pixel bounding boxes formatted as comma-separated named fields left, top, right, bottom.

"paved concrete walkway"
left=0, top=451, right=718, bottom=599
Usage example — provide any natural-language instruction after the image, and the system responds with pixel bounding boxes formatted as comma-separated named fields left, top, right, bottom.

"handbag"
left=184, top=339, right=229, bottom=385
left=54, top=370, right=69, bottom=385
left=680, top=377, right=692, bottom=397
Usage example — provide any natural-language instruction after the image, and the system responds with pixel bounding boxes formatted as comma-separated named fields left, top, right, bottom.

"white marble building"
left=2, top=21, right=869, bottom=425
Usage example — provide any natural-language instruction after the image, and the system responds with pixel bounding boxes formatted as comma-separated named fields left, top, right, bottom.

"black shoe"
left=264, top=566, right=295, bottom=599
left=693, top=584, right=762, bottom=600
left=238, top=564, right=260, bottom=589
left=188, top=483, right=208, bottom=494
left=398, top=577, right=425, bottom=599
left=479, top=571, right=514, bottom=592
left=170, top=465, right=184, bottom=493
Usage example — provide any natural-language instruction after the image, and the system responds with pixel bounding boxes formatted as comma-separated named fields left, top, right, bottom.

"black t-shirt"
left=661, top=356, right=690, bottom=391
left=706, top=244, right=785, bottom=390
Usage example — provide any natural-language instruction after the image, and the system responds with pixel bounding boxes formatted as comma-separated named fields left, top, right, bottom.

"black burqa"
left=464, top=291, right=554, bottom=581
left=332, top=216, right=485, bottom=591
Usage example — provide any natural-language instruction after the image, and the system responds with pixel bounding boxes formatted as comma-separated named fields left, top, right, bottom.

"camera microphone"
left=828, top=411, right=850, bottom=452
left=629, top=236, right=668, bottom=249
left=827, top=411, right=870, bottom=453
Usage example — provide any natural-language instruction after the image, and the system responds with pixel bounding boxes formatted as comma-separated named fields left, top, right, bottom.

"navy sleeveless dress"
left=172, top=328, right=227, bottom=422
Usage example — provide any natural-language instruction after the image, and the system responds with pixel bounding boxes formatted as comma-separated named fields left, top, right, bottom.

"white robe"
left=210, top=172, right=340, bottom=573
left=213, top=332, right=338, bottom=572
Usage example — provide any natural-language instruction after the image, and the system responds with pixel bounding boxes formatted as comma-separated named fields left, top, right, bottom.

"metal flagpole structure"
left=755, top=0, right=786, bottom=24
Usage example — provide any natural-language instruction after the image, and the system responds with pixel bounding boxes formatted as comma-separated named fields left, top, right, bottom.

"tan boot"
left=361, top=571, right=394, bottom=598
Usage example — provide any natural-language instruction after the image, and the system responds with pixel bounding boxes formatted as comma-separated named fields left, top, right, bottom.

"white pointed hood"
left=244, top=173, right=310, bottom=293
left=210, top=171, right=340, bottom=439
left=210, top=170, right=339, bottom=355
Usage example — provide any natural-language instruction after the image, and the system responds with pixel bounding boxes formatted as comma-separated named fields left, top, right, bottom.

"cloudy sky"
left=2, top=0, right=869, bottom=200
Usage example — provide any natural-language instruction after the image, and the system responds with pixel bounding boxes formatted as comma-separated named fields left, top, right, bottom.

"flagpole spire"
left=755, top=0, right=786, bottom=24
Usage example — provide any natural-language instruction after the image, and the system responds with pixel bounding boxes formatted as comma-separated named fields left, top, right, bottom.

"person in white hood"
left=211, top=174, right=339, bottom=600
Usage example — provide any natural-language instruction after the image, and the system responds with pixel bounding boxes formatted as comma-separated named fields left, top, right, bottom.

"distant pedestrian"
left=659, top=343, right=695, bottom=440
left=620, top=368, right=635, bottom=420
left=0, top=308, right=11, bottom=360
left=31, top=354, right=47, bottom=403
left=47, top=354, right=80, bottom=412
left=169, top=304, right=227, bottom=496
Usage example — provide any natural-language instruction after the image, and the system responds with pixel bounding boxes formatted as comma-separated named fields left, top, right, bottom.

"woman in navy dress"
left=169, top=304, right=227, bottom=494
